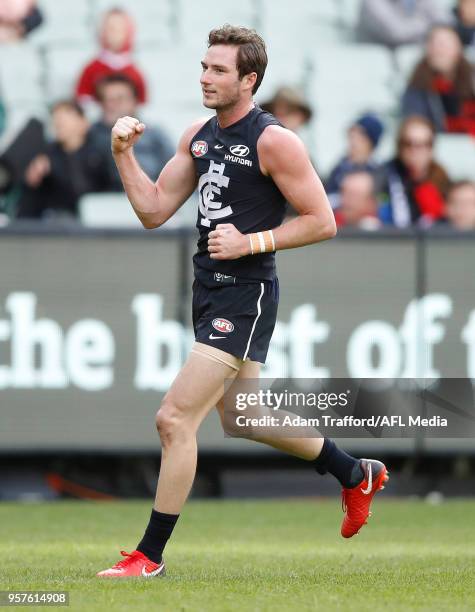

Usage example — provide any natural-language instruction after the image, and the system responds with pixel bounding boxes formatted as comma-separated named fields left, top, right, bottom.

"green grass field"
left=1, top=499, right=474, bottom=611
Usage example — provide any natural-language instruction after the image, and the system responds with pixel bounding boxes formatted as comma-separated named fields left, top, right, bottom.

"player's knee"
left=155, top=401, right=186, bottom=445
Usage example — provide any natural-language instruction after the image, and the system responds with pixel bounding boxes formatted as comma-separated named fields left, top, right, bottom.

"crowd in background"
left=0, top=0, right=475, bottom=231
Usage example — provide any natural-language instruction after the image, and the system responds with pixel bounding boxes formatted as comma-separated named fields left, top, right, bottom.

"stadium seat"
left=339, top=0, right=363, bottom=30
left=310, top=44, right=396, bottom=116
left=309, top=44, right=396, bottom=175
left=44, top=45, right=96, bottom=103
left=79, top=191, right=197, bottom=228
left=262, top=0, right=341, bottom=23
left=435, top=134, right=475, bottom=181
left=177, top=0, right=258, bottom=48
left=0, top=43, right=43, bottom=106
left=394, top=44, right=423, bottom=95
left=437, top=0, right=458, bottom=14
left=255, top=50, right=311, bottom=102
left=79, top=193, right=143, bottom=228
left=312, top=112, right=353, bottom=178
left=261, top=0, right=349, bottom=49
left=31, top=0, right=91, bottom=46
left=137, top=47, right=204, bottom=111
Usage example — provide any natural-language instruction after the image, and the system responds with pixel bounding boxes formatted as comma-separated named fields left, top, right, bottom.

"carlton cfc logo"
left=212, top=318, right=234, bottom=333
left=191, top=140, right=208, bottom=157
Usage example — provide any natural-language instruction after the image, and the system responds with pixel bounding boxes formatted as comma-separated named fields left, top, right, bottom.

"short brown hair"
left=208, top=24, right=267, bottom=94
left=95, top=73, right=139, bottom=101
left=51, top=100, right=85, bottom=117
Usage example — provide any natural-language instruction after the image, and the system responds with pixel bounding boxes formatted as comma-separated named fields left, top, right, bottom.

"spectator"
left=453, top=0, right=475, bottom=47
left=334, top=171, right=381, bottom=230
left=378, top=115, right=450, bottom=227
left=16, top=101, right=106, bottom=219
left=261, top=87, right=312, bottom=132
left=402, top=25, right=475, bottom=134
left=357, top=0, right=450, bottom=47
left=326, top=113, right=384, bottom=206
left=90, top=74, right=173, bottom=191
left=0, top=0, right=43, bottom=42
left=445, top=180, right=475, bottom=229
left=76, top=8, right=147, bottom=106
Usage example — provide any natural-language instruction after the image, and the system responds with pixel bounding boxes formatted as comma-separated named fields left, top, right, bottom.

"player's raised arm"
left=258, top=125, right=337, bottom=249
left=111, top=117, right=207, bottom=229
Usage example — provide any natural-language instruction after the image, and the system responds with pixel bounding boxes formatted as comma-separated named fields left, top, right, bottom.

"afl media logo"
left=212, top=318, right=235, bottom=333
left=191, top=140, right=208, bottom=157
left=229, top=144, right=249, bottom=157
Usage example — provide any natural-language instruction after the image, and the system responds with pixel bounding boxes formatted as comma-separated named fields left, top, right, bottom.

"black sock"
left=313, top=438, right=364, bottom=488
left=136, top=509, right=179, bottom=563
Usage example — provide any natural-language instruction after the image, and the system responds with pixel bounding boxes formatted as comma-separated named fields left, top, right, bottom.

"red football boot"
left=341, top=459, right=389, bottom=538
left=96, top=550, right=166, bottom=578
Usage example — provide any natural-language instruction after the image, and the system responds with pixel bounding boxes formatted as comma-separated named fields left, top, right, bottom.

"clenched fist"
left=208, top=223, right=250, bottom=260
left=111, top=116, right=146, bottom=154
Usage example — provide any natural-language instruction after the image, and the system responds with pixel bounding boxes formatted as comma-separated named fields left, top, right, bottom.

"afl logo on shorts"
left=230, top=144, right=249, bottom=157
left=212, top=318, right=234, bottom=334
left=191, top=140, right=208, bottom=157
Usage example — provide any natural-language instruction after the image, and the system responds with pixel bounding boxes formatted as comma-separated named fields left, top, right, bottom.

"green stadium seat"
left=435, top=134, right=475, bottom=181
left=79, top=192, right=143, bottom=228
left=31, top=0, right=91, bottom=46
left=339, top=0, right=364, bottom=30
left=0, top=43, right=43, bottom=106
left=254, top=49, right=310, bottom=102
left=261, top=0, right=350, bottom=48
left=44, top=45, right=96, bottom=102
left=309, top=44, right=396, bottom=121
left=79, top=191, right=197, bottom=228
left=309, top=44, right=395, bottom=174
left=177, top=0, right=258, bottom=47
left=394, top=44, right=424, bottom=94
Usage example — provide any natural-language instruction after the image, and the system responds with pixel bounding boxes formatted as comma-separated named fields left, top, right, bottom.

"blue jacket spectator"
left=326, top=113, right=384, bottom=206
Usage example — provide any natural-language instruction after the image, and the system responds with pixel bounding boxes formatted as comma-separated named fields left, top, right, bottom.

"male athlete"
left=97, top=25, right=388, bottom=578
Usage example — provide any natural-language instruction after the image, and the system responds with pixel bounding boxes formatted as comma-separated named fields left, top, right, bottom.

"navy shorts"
left=192, top=271, right=279, bottom=364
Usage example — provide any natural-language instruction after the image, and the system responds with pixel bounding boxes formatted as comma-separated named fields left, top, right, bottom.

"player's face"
left=200, top=45, right=248, bottom=110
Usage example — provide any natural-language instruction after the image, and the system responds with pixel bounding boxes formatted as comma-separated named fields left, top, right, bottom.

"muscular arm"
left=208, top=126, right=336, bottom=260
left=112, top=117, right=206, bottom=229
left=258, top=125, right=336, bottom=250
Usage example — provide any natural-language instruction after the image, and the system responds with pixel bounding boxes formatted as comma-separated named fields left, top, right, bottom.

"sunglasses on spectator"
left=400, top=139, right=434, bottom=149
